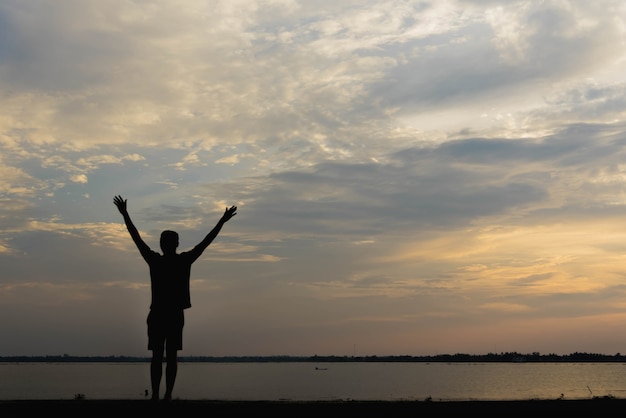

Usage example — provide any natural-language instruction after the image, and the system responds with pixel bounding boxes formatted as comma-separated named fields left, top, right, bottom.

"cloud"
left=479, top=302, right=533, bottom=313
left=70, top=174, right=88, bottom=184
left=2, top=0, right=626, bottom=356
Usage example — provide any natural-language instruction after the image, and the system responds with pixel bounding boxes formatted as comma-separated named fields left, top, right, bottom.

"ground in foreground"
left=0, top=398, right=623, bottom=417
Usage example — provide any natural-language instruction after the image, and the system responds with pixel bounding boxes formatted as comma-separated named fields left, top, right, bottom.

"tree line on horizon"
left=2, top=351, right=625, bottom=363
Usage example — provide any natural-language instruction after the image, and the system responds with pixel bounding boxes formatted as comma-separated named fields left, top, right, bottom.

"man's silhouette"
left=113, top=195, right=237, bottom=402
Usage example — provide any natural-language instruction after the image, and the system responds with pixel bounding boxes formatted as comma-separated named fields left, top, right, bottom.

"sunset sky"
left=2, top=0, right=626, bottom=358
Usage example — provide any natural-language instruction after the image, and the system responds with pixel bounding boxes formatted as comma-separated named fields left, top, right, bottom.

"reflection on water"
left=1, top=362, right=626, bottom=401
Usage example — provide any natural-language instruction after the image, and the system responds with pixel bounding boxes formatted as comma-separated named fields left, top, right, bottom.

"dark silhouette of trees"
left=2, top=352, right=626, bottom=363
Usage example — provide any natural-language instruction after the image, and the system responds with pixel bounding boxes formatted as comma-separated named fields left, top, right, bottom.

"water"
left=1, top=362, right=626, bottom=401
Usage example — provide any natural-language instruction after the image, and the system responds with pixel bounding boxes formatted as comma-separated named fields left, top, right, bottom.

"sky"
left=2, top=0, right=626, bottom=358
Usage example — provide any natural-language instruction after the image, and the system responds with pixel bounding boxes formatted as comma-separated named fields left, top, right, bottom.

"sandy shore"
left=0, top=398, right=623, bottom=416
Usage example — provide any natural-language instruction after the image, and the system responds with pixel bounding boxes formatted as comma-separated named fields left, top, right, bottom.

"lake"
left=1, top=362, right=626, bottom=401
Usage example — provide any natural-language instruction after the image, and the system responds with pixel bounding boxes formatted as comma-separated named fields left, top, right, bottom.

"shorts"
left=147, top=309, right=184, bottom=351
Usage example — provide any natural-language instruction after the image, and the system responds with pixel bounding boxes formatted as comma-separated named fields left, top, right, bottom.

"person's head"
left=160, top=230, right=179, bottom=254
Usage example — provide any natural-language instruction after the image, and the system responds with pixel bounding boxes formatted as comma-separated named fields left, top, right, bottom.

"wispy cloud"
left=1, top=0, right=626, bottom=357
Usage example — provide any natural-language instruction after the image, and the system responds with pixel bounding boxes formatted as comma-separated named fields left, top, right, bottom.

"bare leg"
left=163, top=347, right=178, bottom=401
left=150, top=347, right=164, bottom=401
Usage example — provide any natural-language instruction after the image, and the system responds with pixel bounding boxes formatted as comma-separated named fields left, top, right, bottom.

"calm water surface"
left=1, top=362, right=626, bottom=401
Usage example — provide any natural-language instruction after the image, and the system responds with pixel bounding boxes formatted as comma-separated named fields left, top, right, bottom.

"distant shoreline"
left=2, top=352, right=626, bottom=363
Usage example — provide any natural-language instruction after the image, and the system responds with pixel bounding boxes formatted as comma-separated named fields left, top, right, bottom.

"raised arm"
left=189, top=205, right=237, bottom=261
left=113, top=195, right=151, bottom=256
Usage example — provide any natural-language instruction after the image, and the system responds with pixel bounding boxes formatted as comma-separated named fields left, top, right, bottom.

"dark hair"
left=160, top=230, right=179, bottom=253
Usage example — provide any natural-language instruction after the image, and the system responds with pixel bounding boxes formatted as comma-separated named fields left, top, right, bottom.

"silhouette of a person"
left=113, top=195, right=237, bottom=402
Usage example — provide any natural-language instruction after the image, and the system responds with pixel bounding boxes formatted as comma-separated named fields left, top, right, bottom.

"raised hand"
left=222, top=205, right=237, bottom=222
left=113, top=195, right=128, bottom=215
